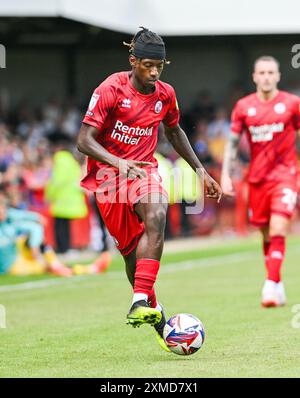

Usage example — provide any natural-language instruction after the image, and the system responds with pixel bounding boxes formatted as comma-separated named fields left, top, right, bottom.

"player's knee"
left=269, top=228, right=287, bottom=237
left=269, top=218, right=289, bottom=237
left=269, top=224, right=287, bottom=236
left=144, top=206, right=166, bottom=233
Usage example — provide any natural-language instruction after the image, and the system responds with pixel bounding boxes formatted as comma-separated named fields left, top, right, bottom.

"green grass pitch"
left=0, top=236, right=300, bottom=378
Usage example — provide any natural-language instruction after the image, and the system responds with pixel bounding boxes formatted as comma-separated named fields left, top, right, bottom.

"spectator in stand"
left=207, top=108, right=231, bottom=165
left=207, top=108, right=231, bottom=139
left=42, top=96, right=62, bottom=135
left=155, top=150, right=176, bottom=240
left=174, top=156, right=202, bottom=237
left=191, top=90, right=216, bottom=122
left=0, top=188, right=71, bottom=276
left=45, top=139, right=88, bottom=254
left=60, top=98, right=82, bottom=139
left=22, top=154, right=52, bottom=210
left=225, top=81, right=246, bottom=115
left=193, top=119, right=214, bottom=166
left=180, top=90, right=216, bottom=140
left=72, top=154, right=113, bottom=276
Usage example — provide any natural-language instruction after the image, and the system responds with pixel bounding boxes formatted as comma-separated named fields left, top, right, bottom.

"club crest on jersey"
left=121, top=98, right=131, bottom=108
left=274, top=102, right=286, bottom=114
left=154, top=101, right=163, bottom=114
left=88, top=93, right=100, bottom=111
left=247, top=107, right=256, bottom=117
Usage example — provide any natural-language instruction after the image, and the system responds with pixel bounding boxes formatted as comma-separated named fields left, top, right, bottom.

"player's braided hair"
left=123, top=27, right=170, bottom=64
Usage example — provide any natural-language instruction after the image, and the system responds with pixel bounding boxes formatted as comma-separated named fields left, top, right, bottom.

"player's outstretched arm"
left=77, top=123, right=152, bottom=179
left=164, top=123, right=222, bottom=202
left=221, top=132, right=240, bottom=197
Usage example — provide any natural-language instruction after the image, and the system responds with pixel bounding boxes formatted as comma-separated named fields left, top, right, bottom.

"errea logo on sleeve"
left=121, top=98, right=131, bottom=108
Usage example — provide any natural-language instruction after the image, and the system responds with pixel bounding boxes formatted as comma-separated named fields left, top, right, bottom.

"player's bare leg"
left=126, top=193, right=166, bottom=326
left=123, top=244, right=170, bottom=351
left=125, top=192, right=171, bottom=351
left=260, top=226, right=270, bottom=273
left=123, top=247, right=136, bottom=287
left=269, top=214, right=289, bottom=237
left=261, top=215, right=289, bottom=307
left=134, top=194, right=168, bottom=259
left=134, top=192, right=168, bottom=319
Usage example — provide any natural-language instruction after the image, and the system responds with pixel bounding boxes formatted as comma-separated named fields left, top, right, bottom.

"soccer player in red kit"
left=77, top=27, right=222, bottom=351
left=221, top=56, right=300, bottom=307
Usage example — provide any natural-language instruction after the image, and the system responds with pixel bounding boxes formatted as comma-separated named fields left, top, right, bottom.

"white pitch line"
left=1, top=245, right=299, bottom=293
left=0, top=275, right=89, bottom=293
left=106, top=250, right=259, bottom=279
left=0, top=250, right=258, bottom=293
left=161, top=251, right=257, bottom=273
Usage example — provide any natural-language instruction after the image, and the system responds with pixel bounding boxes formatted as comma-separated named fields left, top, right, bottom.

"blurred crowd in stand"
left=0, top=82, right=299, bottom=271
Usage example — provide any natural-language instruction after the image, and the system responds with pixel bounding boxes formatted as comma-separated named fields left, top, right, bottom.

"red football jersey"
left=81, top=71, right=180, bottom=191
left=231, top=91, right=300, bottom=184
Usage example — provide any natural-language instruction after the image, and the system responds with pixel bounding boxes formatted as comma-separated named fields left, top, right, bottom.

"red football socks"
left=133, top=259, right=160, bottom=299
left=267, top=236, right=285, bottom=283
left=148, top=288, right=158, bottom=308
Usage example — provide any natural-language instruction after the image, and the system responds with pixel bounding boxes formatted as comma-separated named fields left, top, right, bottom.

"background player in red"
left=77, top=27, right=222, bottom=351
left=221, top=56, right=300, bottom=307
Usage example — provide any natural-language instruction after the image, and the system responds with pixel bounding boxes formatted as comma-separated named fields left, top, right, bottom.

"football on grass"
left=163, top=313, right=205, bottom=355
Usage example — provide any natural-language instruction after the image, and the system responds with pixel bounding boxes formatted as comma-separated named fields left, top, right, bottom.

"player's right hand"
left=118, top=159, right=153, bottom=179
left=221, top=174, right=235, bottom=197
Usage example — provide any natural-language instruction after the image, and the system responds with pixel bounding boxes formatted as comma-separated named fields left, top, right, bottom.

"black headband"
left=133, top=41, right=166, bottom=60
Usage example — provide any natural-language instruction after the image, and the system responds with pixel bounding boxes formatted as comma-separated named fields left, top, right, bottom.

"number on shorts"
left=281, top=188, right=297, bottom=212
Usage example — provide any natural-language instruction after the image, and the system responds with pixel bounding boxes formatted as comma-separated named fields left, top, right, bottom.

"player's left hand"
left=120, top=159, right=154, bottom=180
left=204, top=172, right=222, bottom=203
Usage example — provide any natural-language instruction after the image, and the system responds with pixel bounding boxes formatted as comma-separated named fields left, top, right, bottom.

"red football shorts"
left=94, top=169, right=168, bottom=256
left=248, top=178, right=298, bottom=226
